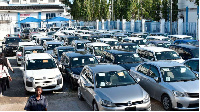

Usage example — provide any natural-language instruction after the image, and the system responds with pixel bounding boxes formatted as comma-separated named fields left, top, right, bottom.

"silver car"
left=78, top=64, right=151, bottom=111
left=130, top=61, right=199, bottom=110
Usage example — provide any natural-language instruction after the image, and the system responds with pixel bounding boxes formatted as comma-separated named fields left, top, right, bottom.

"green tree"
left=100, top=0, right=110, bottom=20
left=151, top=0, right=161, bottom=21
left=162, top=0, right=169, bottom=21
left=172, top=0, right=178, bottom=22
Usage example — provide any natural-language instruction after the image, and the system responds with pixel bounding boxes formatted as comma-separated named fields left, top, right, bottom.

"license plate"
left=125, top=107, right=136, bottom=111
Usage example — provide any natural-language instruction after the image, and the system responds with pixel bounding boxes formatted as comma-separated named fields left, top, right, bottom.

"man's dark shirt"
left=24, top=95, right=48, bottom=111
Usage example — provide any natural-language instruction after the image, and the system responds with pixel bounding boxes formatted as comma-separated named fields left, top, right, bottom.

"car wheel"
left=78, top=87, right=84, bottom=101
left=162, top=94, right=172, bottom=111
left=93, top=101, right=99, bottom=111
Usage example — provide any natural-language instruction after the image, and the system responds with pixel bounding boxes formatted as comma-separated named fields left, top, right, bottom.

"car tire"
left=78, top=87, right=84, bottom=101
left=162, top=94, right=172, bottom=111
left=93, top=101, right=99, bottom=111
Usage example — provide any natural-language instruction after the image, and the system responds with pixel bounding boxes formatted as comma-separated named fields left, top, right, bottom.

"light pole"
left=112, top=0, right=113, bottom=21
left=170, top=0, right=172, bottom=35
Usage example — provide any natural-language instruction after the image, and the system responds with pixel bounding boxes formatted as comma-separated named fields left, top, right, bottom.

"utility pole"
left=112, top=0, right=113, bottom=21
left=170, top=0, right=172, bottom=35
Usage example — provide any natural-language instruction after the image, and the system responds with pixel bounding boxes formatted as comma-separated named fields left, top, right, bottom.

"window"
left=48, top=0, right=55, bottom=2
left=148, top=65, right=160, bottom=78
left=46, top=13, right=56, bottom=19
left=86, top=71, right=94, bottom=84
left=30, top=0, right=37, bottom=2
left=137, top=64, right=150, bottom=75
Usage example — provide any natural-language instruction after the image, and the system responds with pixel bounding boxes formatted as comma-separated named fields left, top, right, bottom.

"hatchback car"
left=78, top=64, right=151, bottom=111
left=130, top=61, right=199, bottom=110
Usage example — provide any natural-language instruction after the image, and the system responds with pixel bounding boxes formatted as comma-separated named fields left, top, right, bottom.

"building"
left=178, top=0, right=199, bottom=22
left=0, top=0, right=69, bottom=39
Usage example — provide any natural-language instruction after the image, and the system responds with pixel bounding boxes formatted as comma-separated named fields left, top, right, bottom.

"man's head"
left=35, top=86, right=42, bottom=96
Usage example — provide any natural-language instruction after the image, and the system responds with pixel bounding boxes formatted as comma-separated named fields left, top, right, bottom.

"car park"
left=123, top=37, right=146, bottom=47
left=130, top=61, right=199, bottom=110
left=137, top=47, right=185, bottom=63
left=97, top=38, right=118, bottom=49
left=2, top=37, right=22, bottom=56
left=78, top=64, right=151, bottom=111
left=115, top=43, right=137, bottom=52
left=60, top=52, right=98, bottom=89
left=146, top=41, right=171, bottom=48
left=16, top=42, right=36, bottom=66
left=86, top=42, right=111, bottom=62
left=71, top=40, right=91, bottom=51
left=23, top=53, right=63, bottom=93
left=102, top=50, right=143, bottom=70
left=183, top=58, right=199, bottom=75
left=169, top=44, right=199, bottom=60
left=64, top=36, right=80, bottom=45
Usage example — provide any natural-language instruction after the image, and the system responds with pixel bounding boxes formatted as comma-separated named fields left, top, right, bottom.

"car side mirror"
left=135, top=78, right=140, bottom=83
left=154, top=77, right=161, bottom=82
left=84, top=83, right=93, bottom=88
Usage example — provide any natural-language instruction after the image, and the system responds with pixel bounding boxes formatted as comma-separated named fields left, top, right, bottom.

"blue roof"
left=45, top=17, right=73, bottom=22
left=18, top=17, right=42, bottom=23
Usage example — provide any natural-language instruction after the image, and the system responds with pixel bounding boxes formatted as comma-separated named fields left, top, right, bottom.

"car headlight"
left=26, top=77, right=34, bottom=82
left=55, top=74, right=62, bottom=79
left=173, top=91, right=187, bottom=97
left=101, top=99, right=116, bottom=107
left=143, top=94, right=150, bottom=103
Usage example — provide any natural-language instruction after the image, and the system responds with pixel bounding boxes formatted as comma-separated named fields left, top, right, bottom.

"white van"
left=137, top=47, right=184, bottom=63
left=23, top=53, right=63, bottom=93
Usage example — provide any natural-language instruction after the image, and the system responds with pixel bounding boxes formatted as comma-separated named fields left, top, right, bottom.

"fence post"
left=117, top=19, right=120, bottom=30
left=102, top=19, right=104, bottom=30
left=142, top=19, right=145, bottom=32
left=178, top=19, right=183, bottom=35
left=107, top=19, right=110, bottom=30
left=96, top=19, right=99, bottom=30
left=122, top=19, right=126, bottom=31
left=160, top=19, right=165, bottom=33
left=131, top=19, right=135, bottom=32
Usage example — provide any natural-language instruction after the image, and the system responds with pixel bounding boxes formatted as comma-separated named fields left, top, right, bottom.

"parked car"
left=183, top=58, right=199, bottom=75
left=146, top=40, right=171, bottom=48
left=137, top=47, right=185, bottom=63
left=43, top=41, right=64, bottom=55
left=16, top=42, right=36, bottom=66
left=46, top=31, right=56, bottom=38
left=168, top=35, right=193, bottom=41
left=131, top=33, right=148, bottom=39
left=88, top=35, right=102, bottom=42
left=37, top=37, right=54, bottom=46
left=115, top=43, right=137, bottom=52
left=2, top=37, right=22, bottom=56
left=169, top=44, right=199, bottom=60
left=86, top=42, right=111, bottom=62
left=60, top=52, right=98, bottom=89
left=130, top=61, right=199, bottom=110
left=64, top=36, right=79, bottom=46
left=79, top=34, right=91, bottom=40
left=78, top=64, right=151, bottom=111
left=21, top=29, right=30, bottom=39
left=146, top=36, right=170, bottom=42
left=123, top=37, right=146, bottom=47
left=149, top=33, right=168, bottom=37
left=173, top=39, right=198, bottom=45
left=100, top=33, right=113, bottom=38
left=97, top=38, right=118, bottom=49
left=23, top=53, right=63, bottom=93
left=102, top=50, right=143, bottom=70
left=113, top=34, right=128, bottom=42
left=71, top=40, right=91, bottom=51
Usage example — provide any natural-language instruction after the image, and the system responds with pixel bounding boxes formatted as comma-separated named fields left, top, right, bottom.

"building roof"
left=0, top=5, right=63, bottom=10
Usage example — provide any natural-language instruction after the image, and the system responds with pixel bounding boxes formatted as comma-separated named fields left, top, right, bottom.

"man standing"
left=24, top=86, right=48, bottom=111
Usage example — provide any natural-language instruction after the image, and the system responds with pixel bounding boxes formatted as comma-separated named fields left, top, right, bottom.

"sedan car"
left=130, top=61, right=199, bottom=110
left=78, top=64, right=151, bottom=111
left=183, top=58, right=199, bottom=75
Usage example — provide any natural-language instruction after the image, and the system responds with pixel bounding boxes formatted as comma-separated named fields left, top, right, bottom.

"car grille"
left=187, top=93, right=199, bottom=98
left=188, top=103, right=199, bottom=108
left=115, top=101, right=143, bottom=107
left=42, top=85, right=56, bottom=89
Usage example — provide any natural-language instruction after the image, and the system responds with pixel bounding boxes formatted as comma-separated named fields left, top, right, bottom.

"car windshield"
left=162, top=38, right=170, bottom=41
left=191, top=48, right=199, bottom=58
left=189, top=41, right=199, bottom=46
left=6, top=38, right=22, bottom=44
left=47, top=32, right=55, bottom=35
left=103, top=35, right=111, bottom=38
left=47, top=44, right=62, bottom=50
left=77, top=43, right=85, bottom=49
left=82, top=36, right=89, bottom=40
left=24, top=49, right=44, bottom=55
left=95, top=70, right=136, bottom=88
left=26, top=59, right=57, bottom=70
left=157, top=43, right=171, bottom=48
left=133, top=40, right=145, bottom=45
left=58, top=48, right=75, bottom=56
left=155, top=51, right=181, bottom=60
left=115, top=53, right=142, bottom=64
left=71, top=57, right=98, bottom=68
left=105, top=41, right=118, bottom=46
left=161, top=66, right=198, bottom=82
left=122, top=45, right=137, bottom=51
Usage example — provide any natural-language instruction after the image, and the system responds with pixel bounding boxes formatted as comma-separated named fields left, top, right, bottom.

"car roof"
left=106, top=50, right=134, bottom=55
left=170, top=35, right=192, bottom=38
left=139, top=47, right=174, bottom=52
left=87, top=42, right=110, bottom=46
left=26, top=53, right=51, bottom=60
left=124, top=37, right=144, bottom=40
left=147, top=40, right=171, bottom=44
left=144, top=61, right=184, bottom=68
left=6, top=37, right=21, bottom=39
left=88, top=64, right=125, bottom=74
left=44, top=41, right=63, bottom=44
left=176, top=44, right=199, bottom=49
left=64, top=52, right=94, bottom=58
left=55, top=46, right=74, bottom=50
left=146, top=36, right=168, bottom=39
left=98, top=38, right=118, bottom=41
left=174, top=39, right=197, bottom=42
left=66, top=36, right=79, bottom=39
left=19, top=42, right=35, bottom=46
left=119, top=43, right=137, bottom=46
left=24, top=46, right=43, bottom=50
left=73, top=39, right=91, bottom=43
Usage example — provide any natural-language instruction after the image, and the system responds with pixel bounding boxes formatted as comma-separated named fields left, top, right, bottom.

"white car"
left=23, top=53, right=63, bottom=93
left=16, top=42, right=36, bottom=66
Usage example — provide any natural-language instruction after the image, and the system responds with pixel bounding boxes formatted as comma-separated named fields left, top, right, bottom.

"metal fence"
left=183, top=22, right=196, bottom=39
left=164, top=22, right=178, bottom=35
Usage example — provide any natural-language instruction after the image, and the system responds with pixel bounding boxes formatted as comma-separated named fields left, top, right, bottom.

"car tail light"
left=18, top=54, right=22, bottom=56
